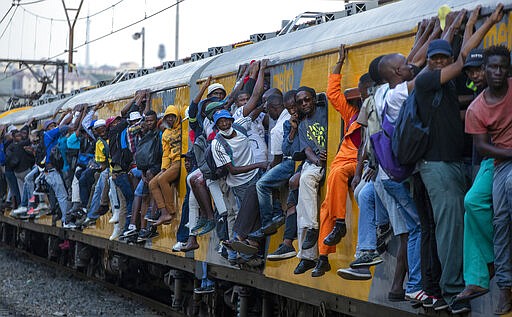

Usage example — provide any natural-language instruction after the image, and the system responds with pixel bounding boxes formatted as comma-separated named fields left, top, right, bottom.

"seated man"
left=293, top=86, right=328, bottom=275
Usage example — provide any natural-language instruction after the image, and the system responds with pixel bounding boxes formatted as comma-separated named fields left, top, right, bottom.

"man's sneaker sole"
left=350, top=258, right=383, bottom=268
left=267, top=250, right=297, bottom=261
left=336, top=268, right=372, bottom=280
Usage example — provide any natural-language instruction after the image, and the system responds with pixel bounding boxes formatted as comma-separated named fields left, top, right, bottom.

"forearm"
left=476, top=143, right=512, bottom=160
left=304, top=147, right=319, bottom=164
left=228, top=162, right=262, bottom=175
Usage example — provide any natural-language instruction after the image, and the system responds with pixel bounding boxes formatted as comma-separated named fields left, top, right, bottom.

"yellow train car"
left=1, top=0, right=510, bottom=316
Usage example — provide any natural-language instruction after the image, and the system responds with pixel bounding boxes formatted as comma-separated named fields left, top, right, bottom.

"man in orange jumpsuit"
left=310, top=44, right=368, bottom=277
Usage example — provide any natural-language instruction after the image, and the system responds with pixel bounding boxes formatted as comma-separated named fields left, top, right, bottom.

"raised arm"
left=242, top=60, right=267, bottom=117
left=332, top=44, right=346, bottom=74
left=440, top=4, right=504, bottom=85
left=410, top=18, right=441, bottom=67
left=407, top=18, right=433, bottom=63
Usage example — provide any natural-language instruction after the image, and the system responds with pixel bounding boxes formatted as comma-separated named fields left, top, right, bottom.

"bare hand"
left=338, top=44, right=347, bottom=64
left=95, top=101, right=105, bottom=110
left=290, top=114, right=299, bottom=129
left=260, top=59, right=269, bottom=69
left=489, top=3, right=504, bottom=24
left=248, top=61, right=260, bottom=78
left=451, top=9, right=467, bottom=30
left=319, top=150, right=327, bottom=162
left=467, top=5, right=481, bottom=26
left=362, top=167, right=376, bottom=182
left=351, top=174, right=361, bottom=191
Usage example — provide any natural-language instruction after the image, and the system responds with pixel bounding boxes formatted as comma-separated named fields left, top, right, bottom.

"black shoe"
left=267, top=243, right=296, bottom=261
left=293, top=259, right=316, bottom=274
left=262, top=214, right=285, bottom=235
left=311, top=257, right=330, bottom=277
left=433, top=298, right=449, bottom=311
left=247, top=229, right=265, bottom=241
left=302, top=228, right=319, bottom=250
left=323, top=219, right=346, bottom=246
left=350, top=251, right=383, bottom=268
left=336, top=267, right=372, bottom=280
left=137, top=226, right=159, bottom=242
left=450, top=300, right=471, bottom=314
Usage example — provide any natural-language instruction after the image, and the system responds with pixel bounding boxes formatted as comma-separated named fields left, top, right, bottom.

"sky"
left=0, top=0, right=348, bottom=69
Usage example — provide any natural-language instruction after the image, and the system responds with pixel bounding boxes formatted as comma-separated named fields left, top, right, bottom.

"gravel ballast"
left=0, top=247, right=160, bottom=316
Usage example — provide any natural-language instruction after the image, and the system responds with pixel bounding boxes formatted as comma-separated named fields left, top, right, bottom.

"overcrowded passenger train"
left=0, top=0, right=511, bottom=315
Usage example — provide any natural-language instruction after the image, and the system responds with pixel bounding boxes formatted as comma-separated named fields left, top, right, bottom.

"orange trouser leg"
left=318, top=161, right=357, bottom=255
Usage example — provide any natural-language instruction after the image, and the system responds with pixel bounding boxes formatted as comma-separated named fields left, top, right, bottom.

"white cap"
left=7, top=125, right=17, bottom=133
left=207, top=83, right=226, bottom=96
left=93, top=119, right=106, bottom=129
left=128, top=111, right=142, bottom=122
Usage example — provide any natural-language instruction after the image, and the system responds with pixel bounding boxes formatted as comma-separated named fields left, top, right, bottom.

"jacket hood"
left=163, top=105, right=181, bottom=129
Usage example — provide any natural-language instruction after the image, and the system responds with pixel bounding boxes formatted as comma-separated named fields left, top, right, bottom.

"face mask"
left=218, top=127, right=233, bottom=137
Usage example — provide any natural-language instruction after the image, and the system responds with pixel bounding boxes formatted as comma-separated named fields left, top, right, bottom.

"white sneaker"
left=12, top=206, right=28, bottom=215
left=110, top=224, right=123, bottom=241
left=34, top=203, right=49, bottom=211
left=172, top=242, right=187, bottom=252
left=109, top=208, right=120, bottom=224
left=63, top=222, right=77, bottom=229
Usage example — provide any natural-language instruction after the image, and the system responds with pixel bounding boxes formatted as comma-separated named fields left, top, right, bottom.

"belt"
left=283, top=156, right=293, bottom=160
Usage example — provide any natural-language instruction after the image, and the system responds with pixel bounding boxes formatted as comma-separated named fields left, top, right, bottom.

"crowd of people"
left=0, top=3, right=510, bottom=315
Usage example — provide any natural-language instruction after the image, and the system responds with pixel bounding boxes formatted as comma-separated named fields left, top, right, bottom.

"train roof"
left=198, top=0, right=504, bottom=77
left=0, top=98, right=70, bottom=125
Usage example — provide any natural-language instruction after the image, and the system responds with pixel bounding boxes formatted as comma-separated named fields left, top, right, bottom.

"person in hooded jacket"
left=149, top=105, right=182, bottom=227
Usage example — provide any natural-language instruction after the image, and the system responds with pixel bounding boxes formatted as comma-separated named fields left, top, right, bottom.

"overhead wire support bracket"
left=61, top=0, right=84, bottom=72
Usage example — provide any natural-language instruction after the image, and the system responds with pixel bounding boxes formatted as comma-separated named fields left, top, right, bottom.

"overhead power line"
left=0, top=3, right=14, bottom=25
left=0, top=4, right=18, bottom=41
left=19, top=0, right=126, bottom=22
left=0, top=0, right=187, bottom=83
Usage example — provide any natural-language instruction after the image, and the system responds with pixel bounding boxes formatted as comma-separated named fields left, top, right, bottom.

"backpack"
left=118, top=128, right=133, bottom=171
left=193, top=123, right=248, bottom=180
left=49, top=146, right=64, bottom=171
left=370, top=102, right=414, bottom=182
left=135, top=130, right=161, bottom=172
left=392, top=89, right=443, bottom=165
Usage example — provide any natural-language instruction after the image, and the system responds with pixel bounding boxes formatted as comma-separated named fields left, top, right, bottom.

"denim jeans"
left=45, top=169, right=70, bottom=223
left=113, top=173, right=134, bottom=231
left=21, top=166, right=38, bottom=207
left=5, top=170, right=20, bottom=205
left=356, top=181, right=388, bottom=253
left=176, top=185, right=190, bottom=243
left=79, top=168, right=96, bottom=208
left=87, top=169, right=109, bottom=219
left=256, top=159, right=295, bottom=228
left=382, top=179, right=422, bottom=294
left=493, top=160, right=512, bottom=289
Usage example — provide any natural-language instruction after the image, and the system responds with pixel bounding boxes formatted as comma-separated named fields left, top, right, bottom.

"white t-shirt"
left=270, top=110, right=291, bottom=156
left=384, top=81, right=409, bottom=122
left=212, top=117, right=257, bottom=187
left=233, top=105, right=268, bottom=162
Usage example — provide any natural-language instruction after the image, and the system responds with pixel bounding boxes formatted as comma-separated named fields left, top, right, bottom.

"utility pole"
left=62, top=0, right=84, bottom=73
left=175, top=0, right=179, bottom=60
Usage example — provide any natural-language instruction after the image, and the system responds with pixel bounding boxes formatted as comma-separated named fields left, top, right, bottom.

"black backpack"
left=392, top=89, right=442, bottom=165
left=135, top=130, right=161, bottom=172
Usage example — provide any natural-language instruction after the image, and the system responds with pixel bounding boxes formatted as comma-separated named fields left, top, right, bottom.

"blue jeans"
left=21, top=166, right=38, bottom=207
left=45, top=169, right=69, bottom=223
left=382, top=179, right=422, bottom=294
left=493, top=160, right=512, bottom=289
left=87, top=169, right=108, bottom=219
left=176, top=185, right=190, bottom=243
left=356, top=181, right=388, bottom=253
left=79, top=168, right=96, bottom=208
left=5, top=170, right=20, bottom=205
left=113, top=173, right=134, bottom=231
left=256, top=159, right=295, bottom=228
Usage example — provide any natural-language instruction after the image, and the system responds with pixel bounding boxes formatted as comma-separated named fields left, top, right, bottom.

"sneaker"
left=63, top=222, right=77, bottom=229
left=82, top=217, right=96, bottom=228
left=267, top=243, right=296, bottom=261
left=197, top=219, right=216, bottom=236
left=450, top=300, right=471, bottom=314
left=349, top=251, right=383, bottom=268
left=27, top=207, right=39, bottom=216
left=433, top=298, right=449, bottom=311
left=405, top=290, right=428, bottom=303
left=145, top=209, right=160, bottom=223
left=137, top=227, right=159, bottom=242
left=311, top=257, right=331, bottom=277
left=109, top=208, right=120, bottom=224
left=34, top=203, right=49, bottom=211
left=194, top=285, right=215, bottom=294
left=422, top=296, right=436, bottom=308
left=172, top=242, right=187, bottom=252
left=123, top=224, right=138, bottom=237
left=12, top=206, right=27, bottom=215
left=293, top=259, right=316, bottom=274
left=301, top=228, right=319, bottom=250
left=109, top=224, right=123, bottom=241
left=244, top=256, right=264, bottom=267
left=191, top=217, right=208, bottom=233
left=336, top=267, right=372, bottom=280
